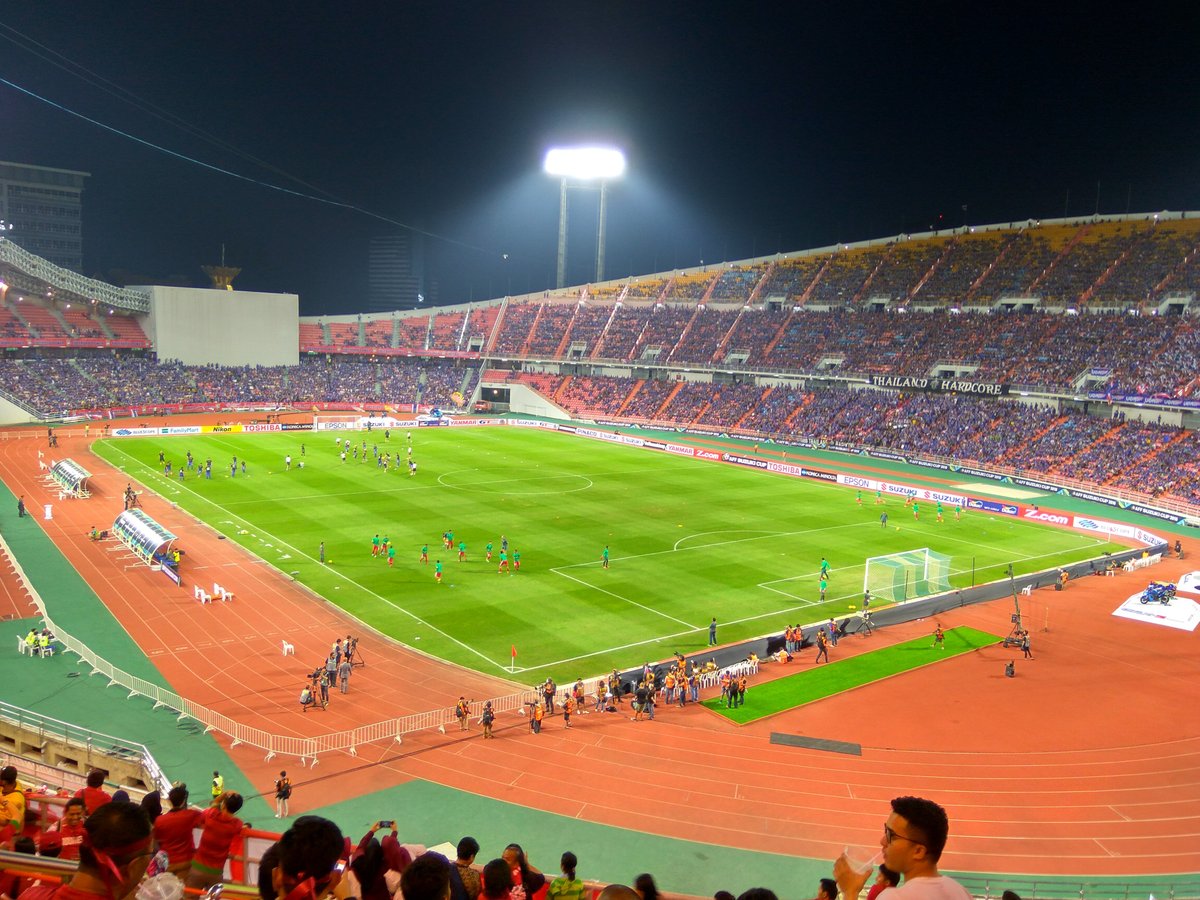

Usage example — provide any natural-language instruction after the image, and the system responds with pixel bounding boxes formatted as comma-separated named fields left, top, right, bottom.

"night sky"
left=2, top=3, right=1198, bottom=315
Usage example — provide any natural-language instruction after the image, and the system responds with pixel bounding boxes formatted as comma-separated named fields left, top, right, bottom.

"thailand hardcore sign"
left=868, top=376, right=1009, bottom=396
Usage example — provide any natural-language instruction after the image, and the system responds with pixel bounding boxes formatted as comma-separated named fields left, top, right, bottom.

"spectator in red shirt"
left=21, top=802, right=152, bottom=900
left=185, top=791, right=244, bottom=890
left=153, top=785, right=205, bottom=877
left=865, top=866, right=899, bottom=900
left=73, top=770, right=112, bottom=816
left=0, top=836, right=36, bottom=896
left=40, top=798, right=87, bottom=860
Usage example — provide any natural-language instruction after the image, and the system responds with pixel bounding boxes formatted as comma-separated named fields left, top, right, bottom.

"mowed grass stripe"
left=702, top=626, right=1002, bottom=724
left=93, top=428, right=1117, bottom=679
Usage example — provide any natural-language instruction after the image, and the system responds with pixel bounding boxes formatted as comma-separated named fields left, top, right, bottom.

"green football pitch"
left=94, top=427, right=1127, bottom=680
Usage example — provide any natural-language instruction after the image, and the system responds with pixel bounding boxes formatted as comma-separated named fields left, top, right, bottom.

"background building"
left=367, top=231, right=428, bottom=312
left=0, top=160, right=89, bottom=272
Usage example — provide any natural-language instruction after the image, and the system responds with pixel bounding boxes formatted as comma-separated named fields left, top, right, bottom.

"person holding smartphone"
left=350, top=820, right=411, bottom=900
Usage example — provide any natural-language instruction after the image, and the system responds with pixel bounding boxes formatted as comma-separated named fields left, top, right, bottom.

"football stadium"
left=3, top=210, right=1199, bottom=898
left=2, top=9, right=1200, bottom=900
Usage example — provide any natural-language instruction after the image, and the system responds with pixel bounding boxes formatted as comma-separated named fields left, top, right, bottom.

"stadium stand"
left=1, top=214, right=1197, bottom=510
left=912, top=231, right=1010, bottom=307
left=3, top=219, right=1200, bottom=900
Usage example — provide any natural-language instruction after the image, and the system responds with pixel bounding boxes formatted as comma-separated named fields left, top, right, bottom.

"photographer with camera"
left=455, top=697, right=472, bottom=731
left=275, top=771, right=292, bottom=819
left=348, top=820, right=411, bottom=900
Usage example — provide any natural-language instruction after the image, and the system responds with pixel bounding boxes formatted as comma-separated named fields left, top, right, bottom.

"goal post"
left=864, top=548, right=952, bottom=603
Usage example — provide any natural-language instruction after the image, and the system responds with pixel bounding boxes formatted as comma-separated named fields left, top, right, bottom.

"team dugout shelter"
left=49, top=459, right=92, bottom=498
left=112, top=509, right=177, bottom=568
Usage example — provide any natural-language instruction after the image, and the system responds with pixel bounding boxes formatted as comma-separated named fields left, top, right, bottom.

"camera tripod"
left=1003, top=564, right=1025, bottom=648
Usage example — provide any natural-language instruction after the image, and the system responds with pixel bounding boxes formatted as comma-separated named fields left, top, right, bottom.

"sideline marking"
left=100, top=442, right=511, bottom=673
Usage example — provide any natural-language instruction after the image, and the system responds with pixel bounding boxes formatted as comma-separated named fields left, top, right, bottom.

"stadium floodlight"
left=543, top=147, right=626, bottom=181
left=543, top=146, right=626, bottom=288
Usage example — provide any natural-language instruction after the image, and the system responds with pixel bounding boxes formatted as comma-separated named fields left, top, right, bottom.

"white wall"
left=507, top=384, right=571, bottom=420
left=0, top=393, right=36, bottom=426
left=138, top=286, right=299, bottom=366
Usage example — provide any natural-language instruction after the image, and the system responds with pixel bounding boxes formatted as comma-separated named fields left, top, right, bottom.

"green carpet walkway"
left=704, top=627, right=1001, bottom=724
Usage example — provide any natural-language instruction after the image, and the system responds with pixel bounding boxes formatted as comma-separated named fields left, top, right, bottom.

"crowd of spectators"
left=491, top=303, right=541, bottom=355
left=671, top=307, right=734, bottom=364
left=912, top=233, right=1008, bottom=306
left=523, top=304, right=576, bottom=358
left=1, top=346, right=1196, bottom=502
left=755, top=255, right=825, bottom=303
left=618, top=379, right=678, bottom=420
left=862, top=240, right=947, bottom=304
left=512, top=373, right=1199, bottom=504
left=554, top=376, right=638, bottom=416
left=630, top=305, right=695, bottom=360
left=589, top=305, right=644, bottom=360
left=806, top=247, right=885, bottom=306
left=709, top=265, right=765, bottom=301
left=2, top=759, right=986, bottom=900
left=664, top=271, right=714, bottom=301
left=560, top=305, right=614, bottom=357
left=467, top=305, right=1199, bottom=399
left=1110, top=428, right=1200, bottom=501
left=0, top=354, right=477, bottom=415
left=695, top=382, right=769, bottom=429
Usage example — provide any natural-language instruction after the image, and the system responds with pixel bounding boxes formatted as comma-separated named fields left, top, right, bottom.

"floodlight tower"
left=543, top=146, right=626, bottom=288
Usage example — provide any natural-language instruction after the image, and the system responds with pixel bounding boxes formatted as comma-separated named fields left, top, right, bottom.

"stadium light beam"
left=543, top=146, right=626, bottom=288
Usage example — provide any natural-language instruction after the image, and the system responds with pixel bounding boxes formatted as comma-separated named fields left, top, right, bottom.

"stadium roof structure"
left=0, top=234, right=150, bottom=314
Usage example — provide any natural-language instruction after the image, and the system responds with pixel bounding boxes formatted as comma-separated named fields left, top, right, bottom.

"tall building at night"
left=0, top=161, right=89, bottom=272
left=367, top=231, right=428, bottom=312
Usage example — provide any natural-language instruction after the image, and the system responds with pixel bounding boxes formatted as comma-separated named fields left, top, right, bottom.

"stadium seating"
left=1, top=217, right=1197, bottom=508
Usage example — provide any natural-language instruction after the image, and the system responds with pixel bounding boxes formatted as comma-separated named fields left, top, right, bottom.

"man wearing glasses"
left=835, top=797, right=971, bottom=900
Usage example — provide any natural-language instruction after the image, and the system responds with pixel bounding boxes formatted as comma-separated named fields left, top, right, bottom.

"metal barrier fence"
left=0, top=699, right=170, bottom=795
left=954, top=873, right=1200, bottom=900
left=5, top=530, right=550, bottom=765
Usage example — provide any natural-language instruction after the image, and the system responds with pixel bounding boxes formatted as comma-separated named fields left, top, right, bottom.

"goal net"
left=864, top=548, right=952, bottom=603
